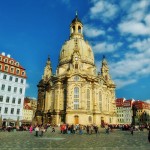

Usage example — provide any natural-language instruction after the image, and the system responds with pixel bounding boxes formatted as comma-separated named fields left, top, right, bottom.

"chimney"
left=2, top=52, right=5, bottom=56
left=7, top=54, right=11, bottom=58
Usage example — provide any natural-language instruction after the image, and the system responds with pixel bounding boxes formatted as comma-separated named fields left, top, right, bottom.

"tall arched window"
left=74, top=87, right=79, bottom=109
left=78, top=26, right=81, bottom=33
left=87, top=89, right=90, bottom=110
left=73, top=26, right=75, bottom=33
left=99, top=91, right=102, bottom=111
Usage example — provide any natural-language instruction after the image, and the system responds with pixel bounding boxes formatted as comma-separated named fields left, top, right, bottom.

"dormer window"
left=15, top=62, right=19, bottom=66
left=10, top=60, right=14, bottom=65
left=22, top=71, right=25, bottom=76
left=0, top=56, right=2, bottom=61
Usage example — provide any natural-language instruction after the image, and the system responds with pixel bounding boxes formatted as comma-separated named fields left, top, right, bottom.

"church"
left=35, top=13, right=117, bottom=126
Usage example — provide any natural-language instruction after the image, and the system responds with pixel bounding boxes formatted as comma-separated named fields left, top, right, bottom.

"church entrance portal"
left=74, top=115, right=79, bottom=124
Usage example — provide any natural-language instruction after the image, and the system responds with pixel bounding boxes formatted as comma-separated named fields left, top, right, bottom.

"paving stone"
left=0, top=128, right=149, bottom=150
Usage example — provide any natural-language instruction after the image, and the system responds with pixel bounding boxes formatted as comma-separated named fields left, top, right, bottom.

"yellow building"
left=22, top=103, right=33, bottom=123
left=35, top=13, right=117, bottom=126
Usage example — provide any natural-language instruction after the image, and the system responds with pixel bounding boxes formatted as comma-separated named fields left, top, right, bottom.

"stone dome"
left=59, top=38, right=95, bottom=66
left=59, top=13, right=95, bottom=66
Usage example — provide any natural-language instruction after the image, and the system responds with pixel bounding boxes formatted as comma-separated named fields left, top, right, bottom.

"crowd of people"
left=0, top=123, right=150, bottom=142
left=60, top=124, right=99, bottom=135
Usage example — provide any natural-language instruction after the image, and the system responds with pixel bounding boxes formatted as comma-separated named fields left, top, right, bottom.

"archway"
left=74, top=115, right=79, bottom=124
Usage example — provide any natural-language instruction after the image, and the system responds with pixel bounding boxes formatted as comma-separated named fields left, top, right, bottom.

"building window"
left=9, top=76, right=13, bottom=81
left=14, top=87, right=17, bottom=93
left=15, top=78, right=18, bottom=82
left=1, top=84, right=5, bottom=90
left=87, top=89, right=90, bottom=110
left=10, top=67, right=14, bottom=73
left=16, top=69, right=20, bottom=74
left=22, top=72, right=25, bottom=76
left=74, top=76, right=79, bottom=81
left=11, top=108, right=14, bottom=114
left=21, top=79, right=24, bottom=84
left=18, top=98, right=21, bottom=104
left=74, top=87, right=79, bottom=110
left=6, top=97, right=10, bottom=103
left=4, top=66, right=8, bottom=71
left=12, top=98, right=16, bottom=103
left=10, top=60, right=14, bottom=65
left=75, top=64, right=78, bottom=69
left=4, top=58, right=8, bottom=63
left=3, top=74, right=7, bottom=79
left=19, top=88, right=22, bottom=94
left=15, top=62, right=19, bottom=66
left=0, top=107, right=1, bottom=113
left=0, top=96, right=3, bottom=102
left=17, top=109, right=20, bottom=114
left=0, top=64, right=2, bottom=70
left=4, top=107, right=8, bottom=114
left=8, top=86, right=11, bottom=92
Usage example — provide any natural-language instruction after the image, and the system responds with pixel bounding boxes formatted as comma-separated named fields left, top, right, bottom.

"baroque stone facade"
left=35, top=14, right=117, bottom=126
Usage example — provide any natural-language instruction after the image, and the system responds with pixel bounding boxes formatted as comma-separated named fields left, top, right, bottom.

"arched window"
left=78, top=26, right=81, bottom=33
left=99, top=91, right=102, bottom=111
left=75, top=64, right=78, bottom=69
left=74, top=87, right=79, bottom=109
left=73, top=26, right=75, bottom=33
left=87, top=89, right=90, bottom=110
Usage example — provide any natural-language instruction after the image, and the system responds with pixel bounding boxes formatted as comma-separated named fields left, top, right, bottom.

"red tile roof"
left=0, top=53, right=27, bottom=78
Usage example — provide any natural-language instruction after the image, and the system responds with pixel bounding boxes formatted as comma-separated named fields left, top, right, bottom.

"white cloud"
left=109, top=46, right=150, bottom=89
left=107, top=27, right=113, bottom=32
left=129, top=38, right=150, bottom=52
left=145, top=100, right=150, bottom=103
left=85, top=0, right=150, bottom=90
left=114, top=78, right=137, bottom=89
left=118, top=21, right=150, bottom=36
left=84, top=25, right=105, bottom=38
left=118, top=0, right=150, bottom=36
left=144, top=14, right=150, bottom=25
left=130, top=0, right=150, bottom=12
left=92, top=41, right=122, bottom=54
left=92, top=42, right=115, bottom=53
left=90, top=1, right=119, bottom=21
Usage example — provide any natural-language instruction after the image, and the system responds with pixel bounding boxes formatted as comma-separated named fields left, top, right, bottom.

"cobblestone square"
left=0, top=128, right=149, bottom=150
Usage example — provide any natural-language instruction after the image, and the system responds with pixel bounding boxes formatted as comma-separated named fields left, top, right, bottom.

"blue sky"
left=0, top=0, right=150, bottom=102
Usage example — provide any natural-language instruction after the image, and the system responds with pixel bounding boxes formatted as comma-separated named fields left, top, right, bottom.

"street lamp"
left=131, top=104, right=137, bottom=126
left=47, top=110, right=51, bottom=124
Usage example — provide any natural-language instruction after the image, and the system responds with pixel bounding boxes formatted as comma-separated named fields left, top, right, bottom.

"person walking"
left=40, top=126, right=44, bottom=137
left=35, top=126, right=39, bottom=137
left=130, top=126, right=134, bottom=136
left=52, top=127, right=55, bottom=132
left=29, top=125, right=33, bottom=134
